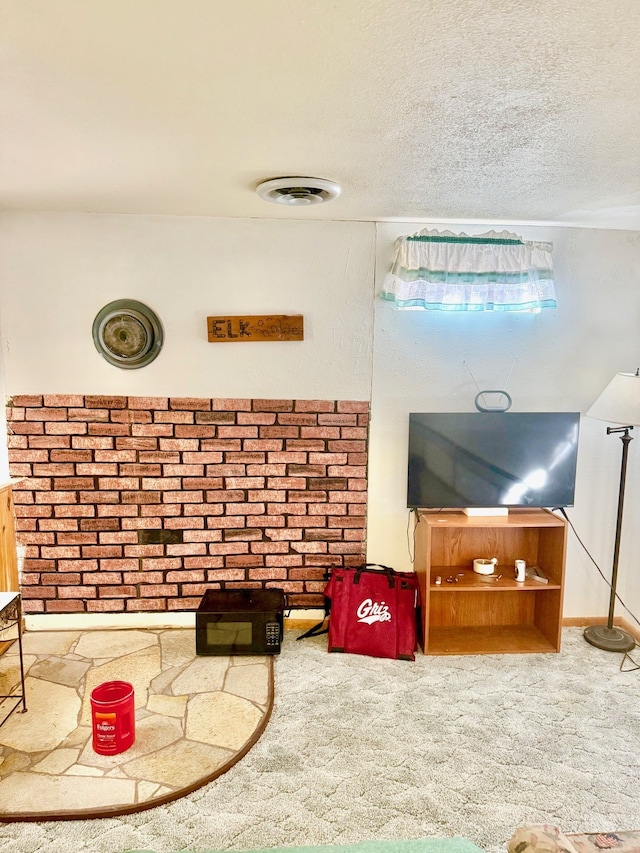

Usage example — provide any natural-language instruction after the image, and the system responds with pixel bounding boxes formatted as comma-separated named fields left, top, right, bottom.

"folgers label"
left=95, top=712, right=117, bottom=741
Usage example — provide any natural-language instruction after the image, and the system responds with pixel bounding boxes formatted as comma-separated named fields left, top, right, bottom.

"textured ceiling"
left=2, top=0, right=640, bottom=228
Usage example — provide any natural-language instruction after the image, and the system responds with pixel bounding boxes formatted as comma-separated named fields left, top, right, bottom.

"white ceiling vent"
left=256, top=176, right=341, bottom=206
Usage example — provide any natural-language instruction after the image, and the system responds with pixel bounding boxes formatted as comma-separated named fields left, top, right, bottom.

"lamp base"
left=583, top=624, right=635, bottom=652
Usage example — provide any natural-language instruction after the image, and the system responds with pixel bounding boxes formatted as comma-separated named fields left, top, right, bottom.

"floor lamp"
left=584, top=370, right=640, bottom=653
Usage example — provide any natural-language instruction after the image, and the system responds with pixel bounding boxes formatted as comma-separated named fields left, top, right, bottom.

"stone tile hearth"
left=0, top=627, right=273, bottom=820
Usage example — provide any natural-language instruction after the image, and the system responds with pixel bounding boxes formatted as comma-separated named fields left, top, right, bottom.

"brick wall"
left=6, top=395, right=369, bottom=615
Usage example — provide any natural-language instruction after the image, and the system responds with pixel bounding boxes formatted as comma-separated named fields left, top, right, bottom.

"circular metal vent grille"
left=92, top=299, right=163, bottom=369
left=256, top=176, right=341, bottom=206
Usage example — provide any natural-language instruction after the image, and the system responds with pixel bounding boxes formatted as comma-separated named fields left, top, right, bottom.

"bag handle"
left=354, top=563, right=396, bottom=589
left=296, top=617, right=328, bottom=641
left=297, top=574, right=331, bottom=641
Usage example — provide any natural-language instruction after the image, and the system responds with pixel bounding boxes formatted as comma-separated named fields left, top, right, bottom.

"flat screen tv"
left=407, top=412, right=580, bottom=510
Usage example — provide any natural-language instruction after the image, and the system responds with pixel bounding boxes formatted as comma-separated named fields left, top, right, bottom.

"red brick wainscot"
left=6, top=395, right=369, bottom=615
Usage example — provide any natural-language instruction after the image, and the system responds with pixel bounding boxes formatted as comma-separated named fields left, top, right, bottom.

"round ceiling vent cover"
left=256, top=176, right=341, bottom=206
left=92, top=299, right=163, bottom=369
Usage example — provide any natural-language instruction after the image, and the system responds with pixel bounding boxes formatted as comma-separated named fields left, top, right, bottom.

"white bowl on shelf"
left=473, top=558, right=498, bottom=575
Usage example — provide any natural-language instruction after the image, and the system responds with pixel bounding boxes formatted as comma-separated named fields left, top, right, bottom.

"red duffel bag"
left=324, top=563, right=420, bottom=661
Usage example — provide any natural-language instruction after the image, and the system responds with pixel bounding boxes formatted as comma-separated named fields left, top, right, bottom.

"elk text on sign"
left=207, top=315, right=304, bottom=343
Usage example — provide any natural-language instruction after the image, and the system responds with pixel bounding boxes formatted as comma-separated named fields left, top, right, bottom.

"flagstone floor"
left=0, top=628, right=273, bottom=821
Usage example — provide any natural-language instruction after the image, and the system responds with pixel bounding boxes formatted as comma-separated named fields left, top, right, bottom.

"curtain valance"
left=380, top=229, right=556, bottom=312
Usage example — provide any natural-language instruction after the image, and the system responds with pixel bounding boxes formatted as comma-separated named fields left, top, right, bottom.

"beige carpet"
left=0, top=628, right=273, bottom=820
left=0, top=628, right=639, bottom=853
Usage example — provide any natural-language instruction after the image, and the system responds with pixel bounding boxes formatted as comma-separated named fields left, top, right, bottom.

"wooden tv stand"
left=414, top=508, right=567, bottom=655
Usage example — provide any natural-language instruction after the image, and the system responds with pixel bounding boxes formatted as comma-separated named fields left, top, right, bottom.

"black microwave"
left=196, top=588, right=285, bottom=656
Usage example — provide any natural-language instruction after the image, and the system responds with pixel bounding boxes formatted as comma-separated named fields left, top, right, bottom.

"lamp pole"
left=584, top=426, right=636, bottom=652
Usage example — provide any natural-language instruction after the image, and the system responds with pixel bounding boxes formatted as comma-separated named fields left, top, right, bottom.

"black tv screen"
left=407, top=412, right=580, bottom=509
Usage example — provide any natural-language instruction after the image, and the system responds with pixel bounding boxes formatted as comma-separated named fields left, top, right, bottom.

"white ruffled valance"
left=381, top=229, right=556, bottom=313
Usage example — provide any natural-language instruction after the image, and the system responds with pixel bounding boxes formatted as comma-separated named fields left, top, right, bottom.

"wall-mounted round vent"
left=92, top=299, right=163, bottom=369
left=256, top=176, right=341, bottom=206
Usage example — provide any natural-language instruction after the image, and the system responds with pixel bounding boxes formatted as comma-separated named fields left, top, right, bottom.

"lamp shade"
left=587, top=371, right=640, bottom=426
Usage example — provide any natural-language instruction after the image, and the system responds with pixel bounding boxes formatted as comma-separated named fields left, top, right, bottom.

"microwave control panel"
left=265, top=622, right=281, bottom=647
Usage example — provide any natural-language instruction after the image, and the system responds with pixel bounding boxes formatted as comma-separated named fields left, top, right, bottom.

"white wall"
left=0, top=213, right=375, bottom=399
left=367, top=223, right=640, bottom=622
left=3, top=212, right=640, bottom=622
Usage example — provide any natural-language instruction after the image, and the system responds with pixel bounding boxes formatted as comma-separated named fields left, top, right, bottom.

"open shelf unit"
left=414, top=508, right=567, bottom=655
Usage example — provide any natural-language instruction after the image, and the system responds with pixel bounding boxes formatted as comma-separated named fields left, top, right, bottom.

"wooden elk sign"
left=207, top=314, right=304, bottom=343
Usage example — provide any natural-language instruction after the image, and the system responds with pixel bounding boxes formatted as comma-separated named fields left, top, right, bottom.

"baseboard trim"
left=24, top=612, right=196, bottom=632
left=24, top=608, right=327, bottom=632
left=562, top=615, right=640, bottom=642
left=25, top=611, right=636, bottom=641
